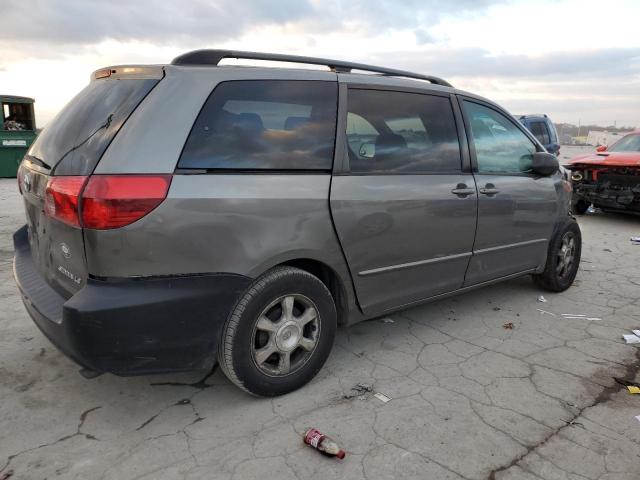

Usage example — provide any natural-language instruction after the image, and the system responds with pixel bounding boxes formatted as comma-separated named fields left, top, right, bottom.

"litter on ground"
left=503, top=322, right=514, bottom=330
left=623, top=334, right=640, bottom=344
left=373, top=392, right=392, bottom=403
left=561, top=313, right=602, bottom=320
left=537, top=295, right=548, bottom=303
left=627, top=386, right=640, bottom=394
left=304, top=428, right=345, bottom=459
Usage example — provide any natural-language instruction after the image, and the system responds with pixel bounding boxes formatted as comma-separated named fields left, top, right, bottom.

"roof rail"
left=171, top=49, right=453, bottom=88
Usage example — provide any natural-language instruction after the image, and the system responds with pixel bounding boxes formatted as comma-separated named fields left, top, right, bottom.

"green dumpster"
left=0, top=95, right=37, bottom=178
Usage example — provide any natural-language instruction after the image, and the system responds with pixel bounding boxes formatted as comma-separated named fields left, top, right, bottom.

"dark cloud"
left=2, top=0, right=637, bottom=125
left=0, top=0, right=314, bottom=46
left=368, top=47, right=640, bottom=80
left=0, top=0, right=504, bottom=49
left=4, top=0, right=635, bottom=83
left=383, top=47, right=640, bottom=124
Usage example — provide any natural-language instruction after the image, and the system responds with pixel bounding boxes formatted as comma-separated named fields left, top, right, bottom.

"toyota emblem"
left=60, top=243, right=71, bottom=258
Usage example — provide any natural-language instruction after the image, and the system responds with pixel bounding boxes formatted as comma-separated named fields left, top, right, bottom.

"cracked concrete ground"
left=1, top=153, right=639, bottom=479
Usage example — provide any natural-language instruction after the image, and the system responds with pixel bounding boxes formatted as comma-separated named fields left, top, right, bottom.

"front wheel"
left=218, top=266, right=337, bottom=396
left=533, top=220, right=582, bottom=292
left=572, top=199, right=589, bottom=215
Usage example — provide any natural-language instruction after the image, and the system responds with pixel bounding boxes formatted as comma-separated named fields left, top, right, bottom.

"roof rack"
left=171, top=49, right=453, bottom=88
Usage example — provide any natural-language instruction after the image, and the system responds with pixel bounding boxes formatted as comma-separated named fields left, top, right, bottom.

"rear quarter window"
left=178, top=80, right=338, bottom=171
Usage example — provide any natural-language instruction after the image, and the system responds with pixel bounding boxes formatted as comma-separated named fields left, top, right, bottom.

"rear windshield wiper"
left=56, top=113, right=114, bottom=165
left=24, top=155, right=51, bottom=170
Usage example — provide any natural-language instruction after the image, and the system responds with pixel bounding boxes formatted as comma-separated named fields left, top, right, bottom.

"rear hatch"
left=18, top=66, right=163, bottom=297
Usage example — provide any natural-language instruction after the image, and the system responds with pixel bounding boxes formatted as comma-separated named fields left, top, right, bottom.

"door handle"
left=451, top=183, right=475, bottom=198
left=479, top=183, right=500, bottom=196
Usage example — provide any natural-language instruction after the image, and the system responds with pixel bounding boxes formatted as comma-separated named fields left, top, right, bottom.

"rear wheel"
left=218, top=266, right=336, bottom=396
left=533, top=220, right=581, bottom=292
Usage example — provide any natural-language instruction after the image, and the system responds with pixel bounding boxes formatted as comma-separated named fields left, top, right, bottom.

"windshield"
left=608, top=134, right=640, bottom=152
left=27, top=77, right=160, bottom=174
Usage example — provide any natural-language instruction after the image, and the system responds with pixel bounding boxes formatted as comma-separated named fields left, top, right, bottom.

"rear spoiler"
left=91, top=65, right=164, bottom=82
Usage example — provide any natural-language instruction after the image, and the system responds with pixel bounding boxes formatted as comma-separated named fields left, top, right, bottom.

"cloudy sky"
left=1, top=0, right=639, bottom=128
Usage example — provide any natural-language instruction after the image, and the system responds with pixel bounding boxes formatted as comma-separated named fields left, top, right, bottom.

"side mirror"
left=531, top=152, right=559, bottom=176
left=359, top=142, right=375, bottom=158
left=596, top=145, right=607, bottom=152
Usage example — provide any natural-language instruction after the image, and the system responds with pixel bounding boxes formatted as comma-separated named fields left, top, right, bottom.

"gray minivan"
left=14, top=50, right=581, bottom=396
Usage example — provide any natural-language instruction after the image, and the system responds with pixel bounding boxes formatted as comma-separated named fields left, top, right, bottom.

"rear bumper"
left=13, top=225, right=251, bottom=375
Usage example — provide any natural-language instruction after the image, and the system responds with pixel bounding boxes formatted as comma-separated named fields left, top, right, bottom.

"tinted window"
left=29, top=78, right=160, bottom=175
left=547, top=121, right=558, bottom=143
left=346, top=89, right=461, bottom=173
left=464, top=101, right=536, bottom=174
left=608, top=134, right=640, bottom=152
left=530, top=121, right=550, bottom=145
left=179, top=81, right=337, bottom=170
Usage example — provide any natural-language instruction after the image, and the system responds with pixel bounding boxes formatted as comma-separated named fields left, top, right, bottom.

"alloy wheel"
left=251, top=294, right=320, bottom=376
left=556, top=232, right=576, bottom=278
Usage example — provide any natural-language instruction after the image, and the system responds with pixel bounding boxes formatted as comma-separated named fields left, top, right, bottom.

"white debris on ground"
left=623, top=333, right=640, bottom=344
left=373, top=392, right=391, bottom=403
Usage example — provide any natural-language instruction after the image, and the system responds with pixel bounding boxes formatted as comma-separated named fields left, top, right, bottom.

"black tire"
left=572, top=199, right=589, bottom=215
left=533, top=220, right=582, bottom=292
left=218, top=266, right=337, bottom=396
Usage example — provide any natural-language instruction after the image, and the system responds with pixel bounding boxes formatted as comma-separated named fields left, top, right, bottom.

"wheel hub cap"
left=276, top=322, right=301, bottom=352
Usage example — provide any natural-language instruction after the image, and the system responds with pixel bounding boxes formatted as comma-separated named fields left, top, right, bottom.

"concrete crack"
left=486, top=347, right=640, bottom=479
left=150, top=365, right=218, bottom=389
left=1, top=405, right=102, bottom=474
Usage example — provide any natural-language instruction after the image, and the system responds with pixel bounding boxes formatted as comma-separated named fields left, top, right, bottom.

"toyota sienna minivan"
left=14, top=50, right=580, bottom=396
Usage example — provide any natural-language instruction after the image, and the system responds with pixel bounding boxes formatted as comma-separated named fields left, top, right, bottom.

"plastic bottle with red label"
left=303, top=428, right=346, bottom=459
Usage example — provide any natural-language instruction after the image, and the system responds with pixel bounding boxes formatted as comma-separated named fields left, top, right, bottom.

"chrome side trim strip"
left=377, top=268, right=537, bottom=315
left=473, top=238, right=548, bottom=255
left=358, top=251, right=472, bottom=277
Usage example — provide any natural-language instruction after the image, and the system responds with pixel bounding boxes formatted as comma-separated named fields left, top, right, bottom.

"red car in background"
left=566, top=131, right=640, bottom=215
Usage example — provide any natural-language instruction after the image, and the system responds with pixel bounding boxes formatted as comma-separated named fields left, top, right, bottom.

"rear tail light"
left=81, top=175, right=172, bottom=229
left=43, top=174, right=171, bottom=229
left=44, top=176, right=88, bottom=227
